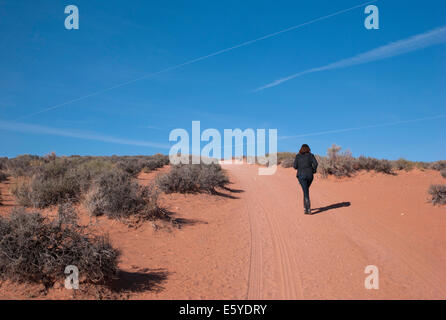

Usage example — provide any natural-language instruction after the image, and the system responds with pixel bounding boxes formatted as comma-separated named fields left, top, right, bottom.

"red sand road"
left=0, top=164, right=445, bottom=299
left=221, top=163, right=446, bottom=299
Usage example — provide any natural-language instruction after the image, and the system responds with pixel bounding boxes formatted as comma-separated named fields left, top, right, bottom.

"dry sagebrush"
left=428, top=184, right=446, bottom=205
left=0, top=207, right=120, bottom=289
left=156, top=163, right=229, bottom=194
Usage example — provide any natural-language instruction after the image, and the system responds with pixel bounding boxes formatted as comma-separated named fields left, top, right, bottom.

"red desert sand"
left=0, top=164, right=445, bottom=299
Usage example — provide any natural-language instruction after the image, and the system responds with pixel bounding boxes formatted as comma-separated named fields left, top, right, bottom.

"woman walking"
left=293, top=144, right=318, bottom=214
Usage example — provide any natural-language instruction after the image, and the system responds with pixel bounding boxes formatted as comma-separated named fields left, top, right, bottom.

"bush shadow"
left=111, top=268, right=169, bottom=293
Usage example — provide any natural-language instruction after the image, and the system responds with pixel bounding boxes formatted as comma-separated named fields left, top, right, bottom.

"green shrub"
left=0, top=207, right=120, bottom=288
left=441, top=169, right=446, bottom=179
left=428, top=184, right=446, bottom=205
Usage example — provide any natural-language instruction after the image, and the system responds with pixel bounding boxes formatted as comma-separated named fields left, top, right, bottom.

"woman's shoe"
left=304, top=198, right=311, bottom=214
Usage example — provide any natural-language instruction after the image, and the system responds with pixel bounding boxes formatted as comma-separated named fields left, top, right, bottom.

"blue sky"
left=0, top=0, right=445, bottom=161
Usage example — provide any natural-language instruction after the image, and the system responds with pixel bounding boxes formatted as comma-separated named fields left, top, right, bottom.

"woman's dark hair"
left=299, top=144, right=311, bottom=155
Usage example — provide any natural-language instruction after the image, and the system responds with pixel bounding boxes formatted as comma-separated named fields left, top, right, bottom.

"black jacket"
left=293, top=153, right=318, bottom=178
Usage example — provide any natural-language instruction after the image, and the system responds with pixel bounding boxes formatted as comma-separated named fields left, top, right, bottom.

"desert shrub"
left=0, top=157, right=8, bottom=170
left=0, top=207, right=120, bottom=288
left=280, top=157, right=295, bottom=168
left=143, top=154, right=170, bottom=172
left=57, top=201, right=79, bottom=226
left=197, top=163, right=230, bottom=191
left=355, top=156, right=393, bottom=174
left=5, top=154, right=43, bottom=177
left=68, top=159, right=115, bottom=192
left=116, top=158, right=145, bottom=176
left=10, top=177, right=33, bottom=207
left=115, top=154, right=169, bottom=176
left=29, top=173, right=80, bottom=208
left=372, top=159, right=394, bottom=174
left=277, top=152, right=296, bottom=164
left=428, top=184, right=446, bottom=205
left=44, top=151, right=57, bottom=162
left=355, top=156, right=380, bottom=171
left=0, top=171, right=8, bottom=182
left=318, top=145, right=356, bottom=177
left=10, top=171, right=80, bottom=208
left=10, top=158, right=119, bottom=208
left=84, top=170, right=148, bottom=219
left=156, top=163, right=229, bottom=194
left=255, top=156, right=269, bottom=166
left=430, top=161, right=446, bottom=171
left=441, top=169, right=446, bottom=179
left=392, top=158, right=415, bottom=171
left=414, top=161, right=431, bottom=170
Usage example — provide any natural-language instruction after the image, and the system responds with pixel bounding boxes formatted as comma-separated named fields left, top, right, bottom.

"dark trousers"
left=298, top=176, right=313, bottom=205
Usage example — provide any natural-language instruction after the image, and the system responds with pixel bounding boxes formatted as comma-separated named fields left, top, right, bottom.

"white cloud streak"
left=17, top=0, right=377, bottom=120
left=0, top=120, right=170, bottom=149
left=254, top=26, right=446, bottom=91
left=278, top=114, right=446, bottom=140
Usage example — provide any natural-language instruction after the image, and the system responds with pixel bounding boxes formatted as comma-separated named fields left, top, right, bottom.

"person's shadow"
left=311, top=202, right=351, bottom=215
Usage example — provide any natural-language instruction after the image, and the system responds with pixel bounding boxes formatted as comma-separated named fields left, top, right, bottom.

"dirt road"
left=1, top=164, right=445, bottom=299
left=222, top=163, right=446, bottom=299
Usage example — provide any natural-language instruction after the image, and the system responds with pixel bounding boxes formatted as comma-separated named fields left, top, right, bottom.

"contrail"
left=0, top=119, right=170, bottom=149
left=278, top=114, right=446, bottom=140
left=17, top=0, right=377, bottom=120
left=254, top=25, right=446, bottom=91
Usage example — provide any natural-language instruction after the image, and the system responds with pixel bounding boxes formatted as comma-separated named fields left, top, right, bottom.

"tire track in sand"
left=225, top=163, right=304, bottom=299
